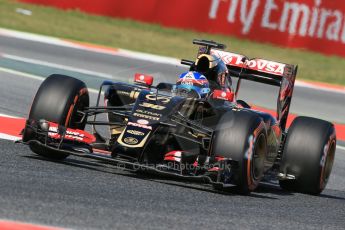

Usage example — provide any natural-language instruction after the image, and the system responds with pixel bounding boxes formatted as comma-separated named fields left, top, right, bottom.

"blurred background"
left=1, top=0, right=345, bottom=85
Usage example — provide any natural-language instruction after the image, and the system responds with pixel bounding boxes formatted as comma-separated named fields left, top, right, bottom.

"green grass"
left=1, top=0, right=345, bottom=85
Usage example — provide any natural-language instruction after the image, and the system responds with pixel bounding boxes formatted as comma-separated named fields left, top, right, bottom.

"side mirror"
left=134, top=73, right=153, bottom=87
left=212, top=90, right=234, bottom=102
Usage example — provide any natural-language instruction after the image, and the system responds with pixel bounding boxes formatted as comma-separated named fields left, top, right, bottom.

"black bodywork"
left=102, top=81, right=281, bottom=168
left=20, top=40, right=299, bottom=190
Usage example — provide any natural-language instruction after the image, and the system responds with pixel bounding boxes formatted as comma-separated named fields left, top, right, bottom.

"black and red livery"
left=20, top=40, right=336, bottom=195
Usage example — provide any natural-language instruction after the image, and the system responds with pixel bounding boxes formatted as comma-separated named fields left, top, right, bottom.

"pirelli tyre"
left=279, top=116, right=336, bottom=195
left=23, top=74, right=89, bottom=160
left=211, top=110, right=267, bottom=194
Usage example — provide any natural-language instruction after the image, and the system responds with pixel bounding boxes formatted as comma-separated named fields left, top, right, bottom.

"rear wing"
left=210, top=49, right=296, bottom=86
left=182, top=39, right=298, bottom=131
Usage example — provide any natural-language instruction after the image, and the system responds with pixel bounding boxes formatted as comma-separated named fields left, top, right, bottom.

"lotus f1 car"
left=20, top=39, right=337, bottom=194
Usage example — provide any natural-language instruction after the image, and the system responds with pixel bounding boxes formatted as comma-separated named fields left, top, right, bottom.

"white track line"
left=337, top=145, right=345, bottom=151
left=0, top=28, right=74, bottom=46
left=0, top=67, right=99, bottom=94
left=0, top=67, right=45, bottom=81
left=295, top=80, right=345, bottom=95
left=3, top=53, right=114, bottom=79
left=0, top=27, right=181, bottom=66
left=0, top=133, right=21, bottom=141
left=116, top=48, right=181, bottom=66
left=0, top=113, right=20, bottom=118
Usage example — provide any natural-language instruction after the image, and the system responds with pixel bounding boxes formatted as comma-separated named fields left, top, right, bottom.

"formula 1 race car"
left=20, top=39, right=337, bottom=195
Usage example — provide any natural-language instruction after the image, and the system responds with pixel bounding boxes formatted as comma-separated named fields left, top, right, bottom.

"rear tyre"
left=23, top=74, right=89, bottom=160
left=279, top=116, right=336, bottom=195
left=211, top=111, right=267, bottom=194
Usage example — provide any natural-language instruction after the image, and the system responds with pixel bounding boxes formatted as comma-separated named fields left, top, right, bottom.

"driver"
left=175, top=54, right=233, bottom=99
left=175, top=71, right=210, bottom=98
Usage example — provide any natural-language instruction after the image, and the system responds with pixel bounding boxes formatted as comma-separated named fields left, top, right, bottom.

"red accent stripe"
left=164, top=151, right=182, bottom=157
left=208, top=167, right=220, bottom=172
left=215, top=156, right=225, bottom=162
left=93, top=148, right=112, bottom=155
left=47, top=122, right=96, bottom=144
left=164, top=156, right=180, bottom=162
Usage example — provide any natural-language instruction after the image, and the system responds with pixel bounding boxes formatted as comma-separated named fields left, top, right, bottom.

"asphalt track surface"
left=0, top=35, right=345, bottom=229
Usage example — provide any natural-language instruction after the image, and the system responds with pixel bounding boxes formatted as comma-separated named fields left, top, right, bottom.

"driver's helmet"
left=175, top=71, right=210, bottom=98
left=194, top=54, right=232, bottom=91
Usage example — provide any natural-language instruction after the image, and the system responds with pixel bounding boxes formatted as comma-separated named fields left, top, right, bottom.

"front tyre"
left=211, top=111, right=267, bottom=194
left=23, top=74, right=89, bottom=160
left=279, top=116, right=336, bottom=195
